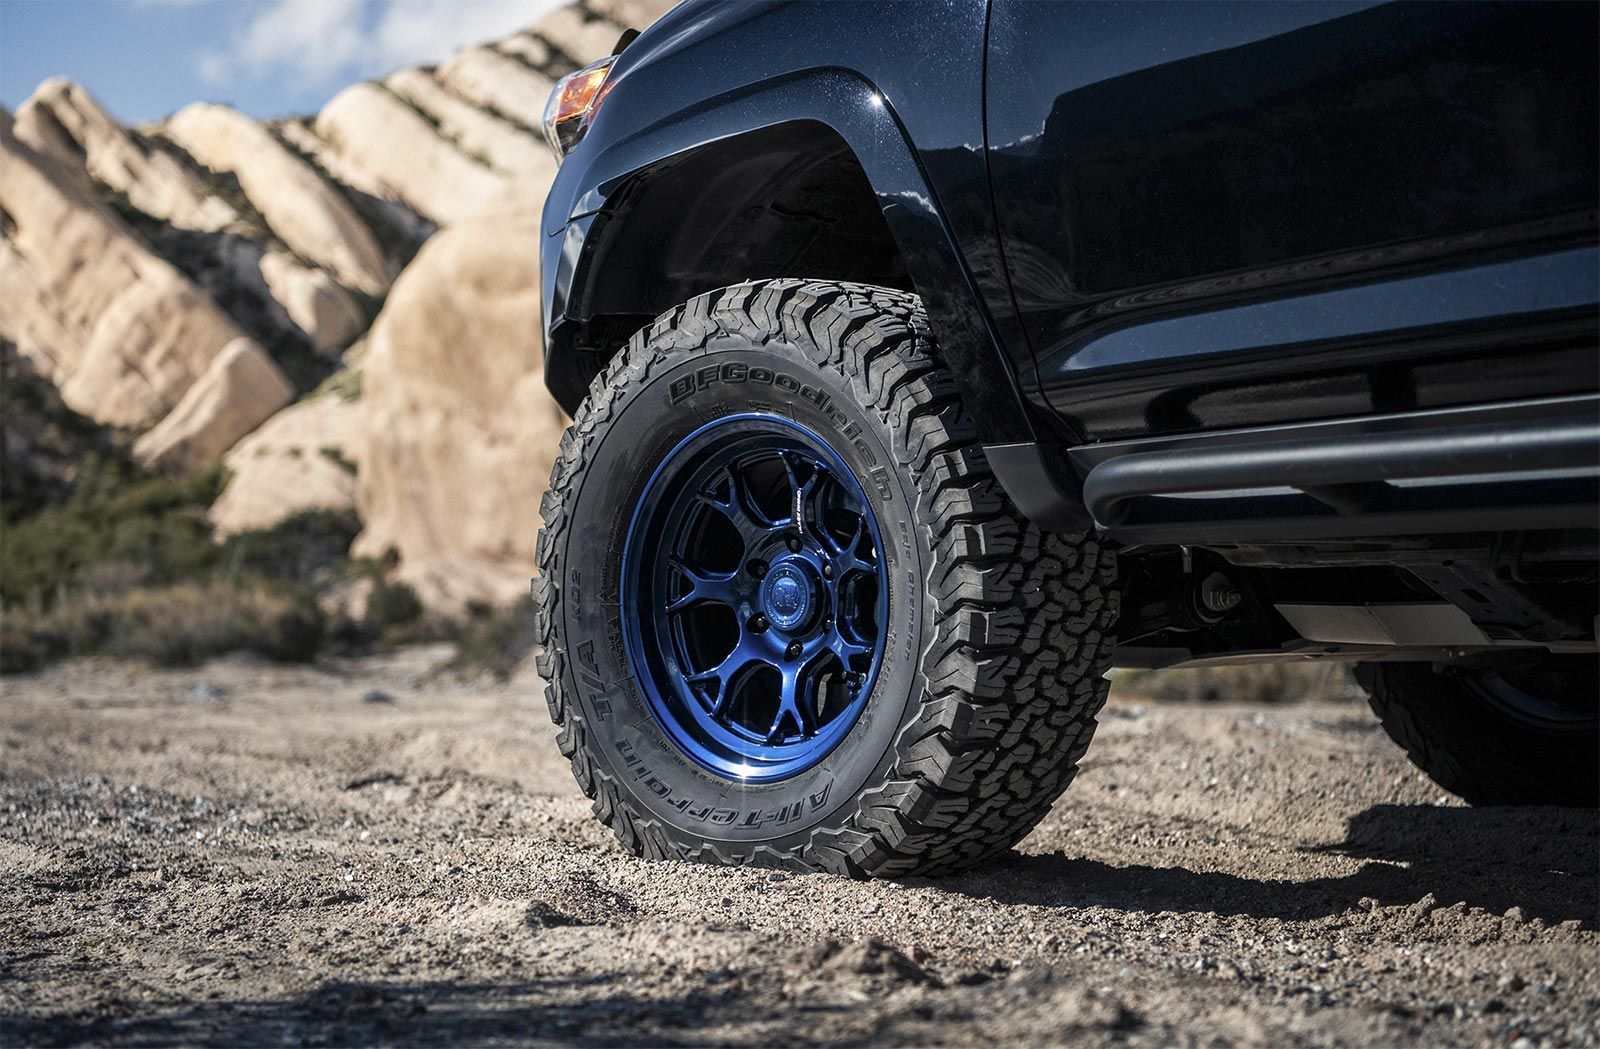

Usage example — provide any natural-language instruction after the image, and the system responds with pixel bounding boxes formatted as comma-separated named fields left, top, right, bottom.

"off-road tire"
left=533, top=279, right=1117, bottom=877
left=1356, top=661, right=1599, bottom=807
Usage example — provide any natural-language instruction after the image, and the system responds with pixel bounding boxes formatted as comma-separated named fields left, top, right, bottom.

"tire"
left=533, top=279, right=1117, bottom=877
left=1356, top=659, right=1599, bottom=807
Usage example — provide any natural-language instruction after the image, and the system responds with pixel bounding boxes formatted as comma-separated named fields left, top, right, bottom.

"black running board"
left=1067, top=395, right=1600, bottom=544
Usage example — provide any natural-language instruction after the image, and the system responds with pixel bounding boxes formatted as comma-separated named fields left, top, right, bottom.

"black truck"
left=532, top=0, right=1598, bottom=877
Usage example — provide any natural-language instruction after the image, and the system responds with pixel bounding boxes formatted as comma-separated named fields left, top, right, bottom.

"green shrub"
left=310, top=368, right=363, bottom=403
left=0, top=465, right=226, bottom=607
left=0, top=612, right=65, bottom=673
left=0, top=580, right=324, bottom=673
left=364, top=577, right=423, bottom=630
left=220, top=509, right=362, bottom=586
left=448, top=598, right=537, bottom=681
left=1, top=343, right=133, bottom=523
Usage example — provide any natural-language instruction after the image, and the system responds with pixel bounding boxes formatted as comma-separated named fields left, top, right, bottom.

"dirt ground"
left=1, top=646, right=1595, bottom=1047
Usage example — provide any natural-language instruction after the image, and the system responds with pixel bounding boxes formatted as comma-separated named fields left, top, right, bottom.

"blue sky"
left=1, top=0, right=562, bottom=124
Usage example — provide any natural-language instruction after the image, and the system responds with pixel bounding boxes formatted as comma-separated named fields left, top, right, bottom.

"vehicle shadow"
left=1, top=976, right=744, bottom=1048
left=940, top=803, right=1598, bottom=928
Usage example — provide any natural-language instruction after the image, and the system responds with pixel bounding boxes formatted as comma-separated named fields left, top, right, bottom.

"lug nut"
left=821, top=562, right=832, bottom=579
left=786, top=537, right=802, bottom=553
left=785, top=641, right=802, bottom=660
left=750, top=615, right=768, bottom=632
left=748, top=559, right=767, bottom=578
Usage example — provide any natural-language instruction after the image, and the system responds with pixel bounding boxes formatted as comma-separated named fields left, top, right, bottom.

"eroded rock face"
left=0, top=112, right=244, bottom=427
left=258, top=252, right=367, bottom=354
left=16, top=78, right=235, bottom=234
left=434, top=48, right=555, bottom=131
left=535, top=6, right=632, bottom=62
left=497, top=35, right=552, bottom=67
left=342, top=0, right=679, bottom=611
left=385, top=68, right=554, bottom=179
left=17, top=83, right=369, bottom=356
left=133, top=337, right=294, bottom=473
left=209, top=391, right=364, bottom=535
left=589, top=0, right=679, bottom=33
left=314, top=84, right=510, bottom=226
left=353, top=188, right=563, bottom=612
left=0, top=339, right=123, bottom=520
left=166, top=103, right=391, bottom=295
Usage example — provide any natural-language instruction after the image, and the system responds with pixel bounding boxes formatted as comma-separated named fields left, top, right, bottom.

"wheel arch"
left=541, top=69, right=1038, bottom=446
left=549, top=119, right=913, bottom=408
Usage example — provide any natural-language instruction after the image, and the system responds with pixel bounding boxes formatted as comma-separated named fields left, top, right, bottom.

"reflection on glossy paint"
left=985, top=0, right=1598, bottom=438
left=1055, top=247, right=1600, bottom=378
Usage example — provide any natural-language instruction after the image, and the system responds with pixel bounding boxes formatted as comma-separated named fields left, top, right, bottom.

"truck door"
left=984, top=1, right=1599, bottom=441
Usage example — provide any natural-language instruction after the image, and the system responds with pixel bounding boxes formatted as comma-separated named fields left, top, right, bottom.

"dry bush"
left=1, top=580, right=322, bottom=673
left=1111, top=662, right=1362, bottom=705
left=446, top=598, right=536, bottom=681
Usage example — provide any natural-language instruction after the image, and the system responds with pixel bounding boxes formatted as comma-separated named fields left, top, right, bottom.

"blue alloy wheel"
left=621, top=414, right=888, bottom=782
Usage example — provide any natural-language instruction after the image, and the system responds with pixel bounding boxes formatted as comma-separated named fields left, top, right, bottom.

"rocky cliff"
left=2, top=0, right=675, bottom=611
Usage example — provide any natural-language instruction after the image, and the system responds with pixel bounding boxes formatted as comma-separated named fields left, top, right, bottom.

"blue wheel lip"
left=619, top=412, right=889, bottom=783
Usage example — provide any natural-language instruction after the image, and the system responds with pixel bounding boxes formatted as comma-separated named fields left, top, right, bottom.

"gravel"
left=1, top=645, right=1595, bottom=1046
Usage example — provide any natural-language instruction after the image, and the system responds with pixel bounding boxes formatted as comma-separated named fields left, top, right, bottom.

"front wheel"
left=534, top=280, right=1117, bottom=877
left=1357, top=658, right=1599, bottom=807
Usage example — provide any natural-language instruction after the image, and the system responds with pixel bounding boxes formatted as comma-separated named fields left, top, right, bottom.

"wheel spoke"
left=780, top=453, right=801, bottom=512
left=685, top=633, right=764, bottom=716
left=765, top=664, right=817, bottom=743
left=665, top=554, right=739, bottom=612
left=825, top=624, right=873, bottom=668
left=696, top=464, right=782, bottom=546
left=782, top=453, right=827, bottom=536
left=823, top=515, right=875, bottom=576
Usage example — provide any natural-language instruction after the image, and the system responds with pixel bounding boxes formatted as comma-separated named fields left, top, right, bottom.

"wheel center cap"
left=761, top=561, right=816, bottom=632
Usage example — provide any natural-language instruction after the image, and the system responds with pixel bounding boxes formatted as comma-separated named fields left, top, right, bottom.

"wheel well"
left=551, top=121, right=912, bottom=409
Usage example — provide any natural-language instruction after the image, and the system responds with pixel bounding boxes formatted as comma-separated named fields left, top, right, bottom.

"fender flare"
left=541, top=66, right=1039, bottom=447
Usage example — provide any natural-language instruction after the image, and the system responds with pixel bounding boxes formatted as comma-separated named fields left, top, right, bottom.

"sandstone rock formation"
left=538, top=6, right=633, bottom=61
left=16, top=82, right=369, bottom=356
left=257, top=252, right=368, bottom=354
left=209, top=390, right=364, bottom=535
left=0, top=110, right=243, bottom=427
left=133, top=338, right=295, bottom=473
left=385, top=68, right=553, bottom=179
left=0, top=339, right=125, bottom=521
left=591, top=0, right=678, bottom=28
left=166, top=103, right=392, bottom=295
left=435, top=48, right=555, bottom=131
left=498, top=34, right=554, bottom=67
left=345, top=0, right=677, bottom=612
left=313, top=83, right=511, bottom=226
left=15, top=78, right=235, bottom=234
left=352, top=188, right=564, bottom=612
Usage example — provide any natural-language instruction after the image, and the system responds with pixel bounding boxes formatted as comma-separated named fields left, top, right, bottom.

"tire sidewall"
left=555, top=335, right=927, bottom=852
left=1362, top=662, right=1599, bottom=806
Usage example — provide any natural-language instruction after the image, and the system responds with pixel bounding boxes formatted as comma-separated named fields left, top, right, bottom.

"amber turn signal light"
left=543, top=56, right=616, bottom=161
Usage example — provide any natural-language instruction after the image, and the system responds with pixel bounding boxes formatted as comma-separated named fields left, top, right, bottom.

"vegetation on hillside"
left=0, top=342, right=423, bottom=674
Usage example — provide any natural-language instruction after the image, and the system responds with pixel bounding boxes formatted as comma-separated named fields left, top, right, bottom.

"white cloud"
left=371, top=0, right=564, bottom=69
left=200, top=0, right=566, bottom=90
